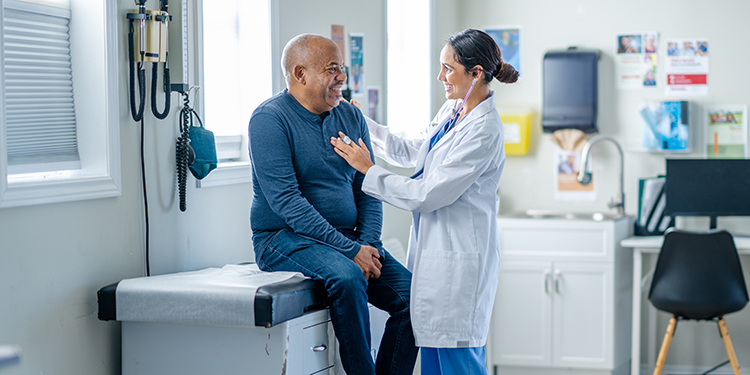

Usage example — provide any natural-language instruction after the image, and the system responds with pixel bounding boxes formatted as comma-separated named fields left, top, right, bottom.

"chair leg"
left=653, top=316, right=677, bottom=375
left=718, top=317, right=742, bottom=375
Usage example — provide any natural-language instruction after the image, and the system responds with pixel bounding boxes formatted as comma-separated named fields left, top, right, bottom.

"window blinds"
left=3, top=1, right=79, bottom=173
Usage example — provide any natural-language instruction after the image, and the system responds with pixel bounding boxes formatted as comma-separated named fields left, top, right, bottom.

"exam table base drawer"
left=122, top=310, right=335, bottom=375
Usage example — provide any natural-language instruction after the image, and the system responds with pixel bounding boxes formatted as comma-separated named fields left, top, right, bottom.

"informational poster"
left=615, top=32, right=658, bottom=89
left=349, top=33, right=365, bottom=95
left=331, top=25, right=345, bottom=60
left=665, top=38, right=709, bottom=95
left=484, top=26, right=522, bottom=78
left=705, top=105, right=748, bottom=158
left=367, top=86, right=381, bottom=123
left=553, top=146, right=595, bottom=201
left=639, top=101, right=690, bottom=152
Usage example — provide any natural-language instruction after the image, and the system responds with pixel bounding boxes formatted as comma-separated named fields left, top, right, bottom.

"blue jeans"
left=254, top=229, right=418, bottom=375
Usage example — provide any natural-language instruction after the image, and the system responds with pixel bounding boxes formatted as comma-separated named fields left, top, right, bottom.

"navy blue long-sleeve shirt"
left=248, top=90, right=383, bottom=259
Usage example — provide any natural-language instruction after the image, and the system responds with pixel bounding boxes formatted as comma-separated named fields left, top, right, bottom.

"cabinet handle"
left=544, top=270, right=551, bottom=294
left=312, top=345, right=327, bottom=352
left=554, top=270, right=561, bottom=293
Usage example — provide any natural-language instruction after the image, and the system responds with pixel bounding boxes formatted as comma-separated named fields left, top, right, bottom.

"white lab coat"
left=361, top=93, right=505, bottom=348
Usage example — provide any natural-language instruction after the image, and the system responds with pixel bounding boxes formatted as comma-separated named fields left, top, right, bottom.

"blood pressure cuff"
left=188, top=126, right=217, bottom=180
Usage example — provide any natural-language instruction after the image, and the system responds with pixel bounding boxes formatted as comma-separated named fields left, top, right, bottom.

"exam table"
left=97, top=264, right=341, bottom=375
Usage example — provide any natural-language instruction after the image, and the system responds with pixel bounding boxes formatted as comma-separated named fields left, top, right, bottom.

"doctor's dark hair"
left=448, top=29, right=519, bottom=84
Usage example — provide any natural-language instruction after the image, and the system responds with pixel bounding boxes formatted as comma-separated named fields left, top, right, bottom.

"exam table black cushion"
left=97, top=277, right=326, bottom=327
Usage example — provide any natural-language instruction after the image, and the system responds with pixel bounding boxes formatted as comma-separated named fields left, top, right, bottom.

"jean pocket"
left=414, top=250, right=479, bottom=331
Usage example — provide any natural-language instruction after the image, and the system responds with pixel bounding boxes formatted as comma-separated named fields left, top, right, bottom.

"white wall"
left=458, top=0, right=750, bottom=370
left=0, top=1, right=256, bottom=374
left=0, top=1, right=390, bottom=374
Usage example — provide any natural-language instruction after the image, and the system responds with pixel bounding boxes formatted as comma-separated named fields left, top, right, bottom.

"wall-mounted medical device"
left=542, top=47, right=600, bottom=134
left=127, top=0, right=210, bottom=213
left=126, top=0, right=191, bottom=122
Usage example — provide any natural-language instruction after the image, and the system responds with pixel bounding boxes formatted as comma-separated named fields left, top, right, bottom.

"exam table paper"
left=116, top=264, right=305, bottom=327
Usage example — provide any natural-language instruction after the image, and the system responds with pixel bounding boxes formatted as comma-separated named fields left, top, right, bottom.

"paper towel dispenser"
left=542, top=47, right=600, bottom=134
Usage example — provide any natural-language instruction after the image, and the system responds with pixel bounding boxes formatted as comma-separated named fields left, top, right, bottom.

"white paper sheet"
left=116, top=264, right=305, bottom=327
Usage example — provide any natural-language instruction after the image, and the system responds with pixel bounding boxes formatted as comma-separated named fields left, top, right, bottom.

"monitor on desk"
left=665, top=159, right=750, bottom=229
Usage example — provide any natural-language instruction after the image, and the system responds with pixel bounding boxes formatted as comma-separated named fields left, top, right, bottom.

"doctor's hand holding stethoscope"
left=332, top=28, right=518, bottom=375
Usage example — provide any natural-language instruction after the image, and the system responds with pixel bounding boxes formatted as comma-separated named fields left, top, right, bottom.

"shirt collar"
left=283, top=89, right=332, bottom=121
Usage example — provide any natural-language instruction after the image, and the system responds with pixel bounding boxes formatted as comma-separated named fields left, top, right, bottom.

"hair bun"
left=494, top=60, right=519, bottom=84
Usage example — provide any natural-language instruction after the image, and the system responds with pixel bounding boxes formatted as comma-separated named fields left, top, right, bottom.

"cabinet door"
left=551, top=262, right=613, bottom=369
left=492, top=260, right=552, bottom=367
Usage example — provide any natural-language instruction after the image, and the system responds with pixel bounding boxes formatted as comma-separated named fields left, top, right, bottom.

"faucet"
left=577, top=135, right=625, bottom=215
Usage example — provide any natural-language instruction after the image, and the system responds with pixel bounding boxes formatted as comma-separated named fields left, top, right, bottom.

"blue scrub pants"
left=421, top=347, right=488, bottom=375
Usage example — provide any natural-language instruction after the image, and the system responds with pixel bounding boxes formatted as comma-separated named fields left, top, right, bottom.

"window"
left=386, top=0, right=431, bottom=138
left=4, top=0, right=79, bottom=174
left=0, top=0, right=120, bottom=208
left=195, top=0, right=275, bottom=187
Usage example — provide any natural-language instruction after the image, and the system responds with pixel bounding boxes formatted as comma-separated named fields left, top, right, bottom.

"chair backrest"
left=648, top=229, right=749, bottom=320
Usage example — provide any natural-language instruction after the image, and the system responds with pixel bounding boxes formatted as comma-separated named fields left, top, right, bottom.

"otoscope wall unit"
left=126, top=0, right=191, bottom=122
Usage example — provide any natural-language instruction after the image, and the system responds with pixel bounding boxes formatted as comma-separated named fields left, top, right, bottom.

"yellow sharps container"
left=498, top=110, right=532, bottom=155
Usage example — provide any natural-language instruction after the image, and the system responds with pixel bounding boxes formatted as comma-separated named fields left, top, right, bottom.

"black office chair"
left=648, top=229, right=748, bottom=375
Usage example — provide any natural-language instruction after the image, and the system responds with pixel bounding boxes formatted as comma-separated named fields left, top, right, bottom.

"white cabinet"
left=491, top=216, right=633, bottom=375
left=121, top=305, right=390, bottom=375
left=122, top=309, right=337, bottom=375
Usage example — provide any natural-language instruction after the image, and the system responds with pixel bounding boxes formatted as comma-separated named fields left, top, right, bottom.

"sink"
left=507, top=209, right=626, bottom=221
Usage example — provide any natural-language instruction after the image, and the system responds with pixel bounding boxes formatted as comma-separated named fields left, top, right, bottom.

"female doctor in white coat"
left=331, top=29, right=518, bottom=375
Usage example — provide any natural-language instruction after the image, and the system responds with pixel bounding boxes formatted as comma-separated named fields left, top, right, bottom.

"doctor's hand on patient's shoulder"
left=331, top=131, right=374, bottom=175
left=354, top=245, right=382, bottom=280
left=338, top=98, right=362, bottom=110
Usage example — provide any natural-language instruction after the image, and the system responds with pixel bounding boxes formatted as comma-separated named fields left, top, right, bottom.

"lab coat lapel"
left=413, top=102, right=456, bottom=174
left=428, top=92, right=496, bottom=155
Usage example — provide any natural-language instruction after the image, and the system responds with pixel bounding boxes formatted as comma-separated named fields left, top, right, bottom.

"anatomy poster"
left=484, top=26, right=522, bottom=78
left=349, top=33, right=364, bottom=95
left=331, top=25, right=345, bottom=60
left=665, top=38, right=709, bottom=95
left=367, top=86, right=381, bottom=123
left=615, top=32, right=658, bottom=89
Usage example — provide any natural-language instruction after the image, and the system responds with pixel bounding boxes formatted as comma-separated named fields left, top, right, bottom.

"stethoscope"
left=445, top=75, right=478, bottom=131
left=409, top=76, right=479, bottom=180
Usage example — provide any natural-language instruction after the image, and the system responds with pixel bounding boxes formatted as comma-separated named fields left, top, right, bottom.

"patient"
left=247, top=33, right=418, bottom=375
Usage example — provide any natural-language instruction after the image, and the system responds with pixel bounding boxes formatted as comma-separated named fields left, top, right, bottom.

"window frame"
left=193, top=0, right=279, bottom=188
left=0, top=0, right=120, bottom=208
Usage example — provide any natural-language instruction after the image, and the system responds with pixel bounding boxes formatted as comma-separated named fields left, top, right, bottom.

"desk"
left=621, top=236, right=750, bottom=375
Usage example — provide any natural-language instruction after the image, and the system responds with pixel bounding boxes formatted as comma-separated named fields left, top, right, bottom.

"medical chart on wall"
left=367, top=86, right=381, bottom=123
left=553, top=146, right=595, bottom=201
left=349, top=33, right=365, bottom=95
left=484, top=26, right=522, bottom=78
left=639, top=101, right=690, bottom=152
left=665, top=38, right=709, bottom=95
left=615, top=32, right=658, bottom=89
left=705, top=105, right=748, bottom=158
left=331, top=25, right=345, bottom=60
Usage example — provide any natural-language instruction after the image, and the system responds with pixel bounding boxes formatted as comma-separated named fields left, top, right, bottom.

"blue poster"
left=640, top=101, right=690, bottom=151
left=485, top=27, right=521, bottom=78
left=349, top=33, right=364, bottom=95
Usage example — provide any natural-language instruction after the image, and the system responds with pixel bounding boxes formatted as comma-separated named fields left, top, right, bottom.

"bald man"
left=248, top=34, right=418, bottom=375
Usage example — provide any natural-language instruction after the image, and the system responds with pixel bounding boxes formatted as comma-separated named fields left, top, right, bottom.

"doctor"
left=331, top=29, right=518, bottom=375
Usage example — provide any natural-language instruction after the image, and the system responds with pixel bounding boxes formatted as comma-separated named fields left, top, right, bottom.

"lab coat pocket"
left=414, top=250, right=480, bottom=332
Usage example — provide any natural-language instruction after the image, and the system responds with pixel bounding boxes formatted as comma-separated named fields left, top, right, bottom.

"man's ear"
left=292, top=65, right=306, bottom=85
